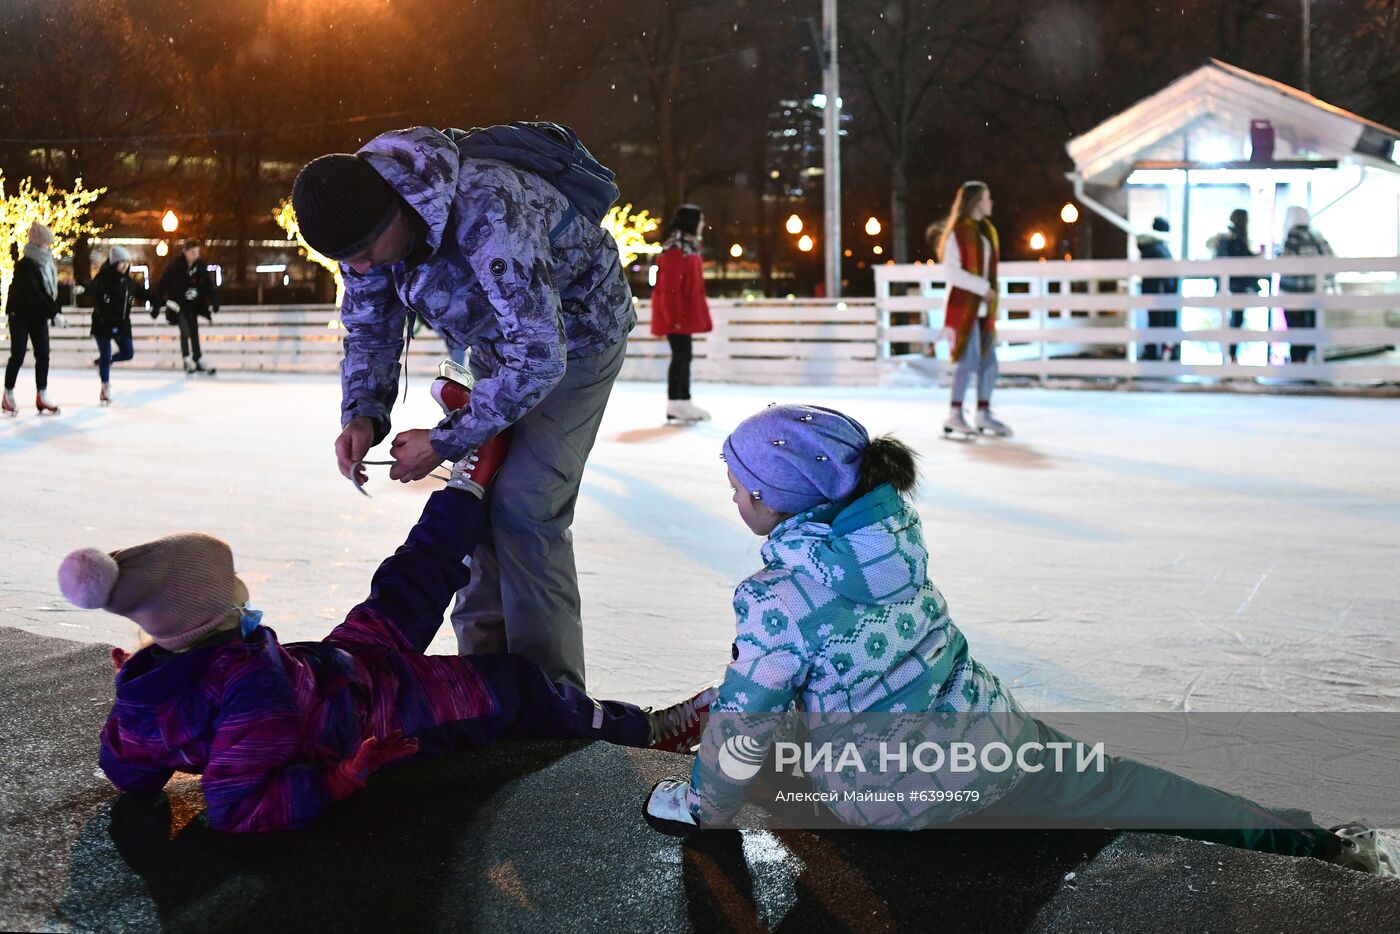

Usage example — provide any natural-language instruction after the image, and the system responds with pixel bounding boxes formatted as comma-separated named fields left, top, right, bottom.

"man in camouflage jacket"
left=292, top=126, right=635, bottom=689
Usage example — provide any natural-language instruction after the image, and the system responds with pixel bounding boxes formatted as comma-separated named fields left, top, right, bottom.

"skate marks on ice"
left=959, top=438, right=1054, bottom=470
left=0, top=376, right=190, bottom=459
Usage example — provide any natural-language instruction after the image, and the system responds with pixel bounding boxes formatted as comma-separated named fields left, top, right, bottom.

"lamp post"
left=821, top=0, right=841, bottom=298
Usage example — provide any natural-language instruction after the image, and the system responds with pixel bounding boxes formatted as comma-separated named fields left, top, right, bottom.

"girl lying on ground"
left=643, top=403, right=1395, bottom=878
left=59, top=376, right=714, bottom=833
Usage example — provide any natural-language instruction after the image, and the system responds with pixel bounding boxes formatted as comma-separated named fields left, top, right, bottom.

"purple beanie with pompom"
left=723, top=404, right=870, bottom=514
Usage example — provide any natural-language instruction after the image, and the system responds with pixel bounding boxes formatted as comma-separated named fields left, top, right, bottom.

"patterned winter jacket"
left=688, top=484, right=1033, bottom=828
left=99, top=611, right=495, bottom=833
left=339, top=126, right=636, bottom=459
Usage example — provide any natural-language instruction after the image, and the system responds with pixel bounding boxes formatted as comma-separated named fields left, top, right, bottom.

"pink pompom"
left=58, top=548, right=120, bottom=609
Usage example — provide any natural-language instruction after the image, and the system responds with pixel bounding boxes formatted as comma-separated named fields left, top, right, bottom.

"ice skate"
left=99, top=382, right=112, bottom=406
left=678, top=399, right=711, bottom=421
left=193, top=359, right=216, bottom=376
left=1328, top=822, right=1399, bottom=877
left=666, top=400, right=705, bottom=425
left=36, top=391, right=60, bottom=416
left=2, top=389, right=16, bottom=417
left=645, top=684, right=719, bottom=753
left=182, top=356, right=195, bottom=374
left=431, top=358, right=475, bottom=416
left=446, top=429, right=511, bottom=498
left=975, top=408, right=1013, bottom=438
left=942, top=408, right=976, bottom=441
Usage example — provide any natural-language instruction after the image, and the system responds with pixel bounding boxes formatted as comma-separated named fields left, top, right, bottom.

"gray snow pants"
left=450, top=337, right=626, bottom=689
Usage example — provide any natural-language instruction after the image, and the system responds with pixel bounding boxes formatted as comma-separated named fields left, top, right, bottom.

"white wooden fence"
left=7, top=257, right=1397, bottom=386
left=876, top=255, right=1400, bottom=383
left=16, top=298, right=883, bottom=386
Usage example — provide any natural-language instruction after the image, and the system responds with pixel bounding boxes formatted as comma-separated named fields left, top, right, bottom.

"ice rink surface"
left=2, top=369, right=1396, bottom=713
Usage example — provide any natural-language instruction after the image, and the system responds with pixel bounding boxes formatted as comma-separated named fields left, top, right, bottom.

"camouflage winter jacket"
left=339, top=126, right=635, bottom=458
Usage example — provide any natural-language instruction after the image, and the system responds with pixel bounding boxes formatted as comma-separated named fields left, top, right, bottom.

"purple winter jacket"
left=100, top=610, right=494, bottom=833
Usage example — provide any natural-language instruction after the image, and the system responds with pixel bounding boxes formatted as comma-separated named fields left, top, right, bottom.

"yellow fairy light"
left=729, top=243, right=743, bottom=259
left=785, top=214, right=804, bottom=235
left=600, top=203, right=661, bottom=267
left=797, top=234, right=815, bottom=252
left=156, top=241, right=169, bottom=257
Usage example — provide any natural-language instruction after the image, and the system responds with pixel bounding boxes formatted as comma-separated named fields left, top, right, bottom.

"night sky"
left=1, top=0, right=1397, bottom=269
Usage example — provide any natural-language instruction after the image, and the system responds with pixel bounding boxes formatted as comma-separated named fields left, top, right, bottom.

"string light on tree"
left=0, top=173, right=105, bottom=314
left=1029, top=231, right=1048, bottom=251
left=156, top=241, right=169, bottom=257
left=161, top=210, right=179, bottom=233
left=785, top=214, right=804, bottom=235
left=600, top=203, right=662, bottom=266
left=864, top=216, right=882, bottom=236
left=797, top=234, right=815, bottom=253
left=729, top=243, right=743, bottom=259
left=1060, top=203, right=1080, bottom=224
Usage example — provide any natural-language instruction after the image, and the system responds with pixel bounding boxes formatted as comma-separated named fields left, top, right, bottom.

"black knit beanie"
left=668, top=204, right=703, bottom=237
left=292, top=154, right=401, bottom=261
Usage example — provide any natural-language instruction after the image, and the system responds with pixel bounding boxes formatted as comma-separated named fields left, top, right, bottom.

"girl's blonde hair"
left=927, top=180, right=990, bottom=262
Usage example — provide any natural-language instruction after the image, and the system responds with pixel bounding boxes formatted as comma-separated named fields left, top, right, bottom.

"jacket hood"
left=761, top=484, right=927, bottom=605
left=357, top=126, right=461, bottom=253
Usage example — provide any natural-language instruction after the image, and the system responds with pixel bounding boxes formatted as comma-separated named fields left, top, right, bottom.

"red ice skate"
left=646, top=684, right=720, bottom=753
left=433, top=359, right=511, bottom=498
left=36, top=391, right=60, bottom=415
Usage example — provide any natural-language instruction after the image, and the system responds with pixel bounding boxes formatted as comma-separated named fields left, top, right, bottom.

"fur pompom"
left=58, top=548, right=120, bottom=609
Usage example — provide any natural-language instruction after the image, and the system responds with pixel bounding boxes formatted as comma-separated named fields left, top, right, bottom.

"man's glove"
left=326, top=731, right=419, bottom=800
left=164, top=299, right=180, bottom=314
left=53, top=312, right=69, bottom=328
left=644, top=777, right=699, bottom=835
left=73, top=283, right=86, bottom=296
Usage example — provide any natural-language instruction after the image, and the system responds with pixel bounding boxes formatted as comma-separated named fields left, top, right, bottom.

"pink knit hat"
left=27, top=221, right=54, bottom=248
left=58, top=533, right=242, bottom=650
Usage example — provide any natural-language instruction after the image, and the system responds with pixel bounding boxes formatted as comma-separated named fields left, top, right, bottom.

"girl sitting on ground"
left=643, top=403, right=1394, bottom=877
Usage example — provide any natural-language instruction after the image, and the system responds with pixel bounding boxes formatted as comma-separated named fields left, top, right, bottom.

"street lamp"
left=161, top=210, right=179, bottom=233
left=797, top=234, right=815, bottom=253
left=864, top=216, right=881, bottom=236
left=1059, top=203, right=1079, bottom=224
left=785, top=213, right=804, bottom=235
left=729, top=243, right=744, bottom=259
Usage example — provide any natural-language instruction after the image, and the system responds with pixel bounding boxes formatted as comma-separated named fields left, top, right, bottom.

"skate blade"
left=942, top=428, right=976, bottom=442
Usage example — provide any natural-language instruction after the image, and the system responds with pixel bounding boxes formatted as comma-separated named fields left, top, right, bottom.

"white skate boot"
left=99, top=382, right=112, bottom=406
left=646, top=684, right=720, bottom=752
left=1, top=389, right=16, bottom=417
left=975, top=408, right=1013, bottom=438
left=183, top=356, right=195, bottom=374
left=666, top=400, right=707, bottom=425
left=943, top=407, right=976, bottom=440
left=1328, top=822, right=1399, bottom=877
left=36, top=390, right=60, bottom=416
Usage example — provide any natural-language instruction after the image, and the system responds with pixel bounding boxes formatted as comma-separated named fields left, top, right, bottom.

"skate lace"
left=650, top=687, right=717, bottom=741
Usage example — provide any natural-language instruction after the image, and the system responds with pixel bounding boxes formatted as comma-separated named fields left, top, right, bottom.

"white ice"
left=2, top=370, right=1397, bottom=713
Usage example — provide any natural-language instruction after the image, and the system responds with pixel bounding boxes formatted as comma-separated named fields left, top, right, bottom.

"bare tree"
left=843, top=0, right=1022, bottom=263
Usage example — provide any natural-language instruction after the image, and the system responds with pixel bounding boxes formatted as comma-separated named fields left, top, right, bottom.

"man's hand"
left=389, top=428, right=443, bottom=482
left=335, top=417, right=377, bottom=485
left=111, top=646, right=131, bottom=674
left=983, top=288, right=997, bottom=305
left=164, top=299, right=180, bottom=314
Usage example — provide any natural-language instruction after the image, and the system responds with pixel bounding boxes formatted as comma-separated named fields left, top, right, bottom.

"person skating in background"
left=58, top=380, right=714, bottom=834
left=154, top=239, right=219, bottom=374
left=3, top=221, right=66, bottom=416
left=641, top=404, right=1396, bottom=879
left=292, top=124, right=633, bottom=691
left=1278, top=206, right=1334, bottom=365
left=651, top=204, right=713, bottom=425
left=929, top=181, right=1011, bottom=439
left=1210, top=209, right=1261, bottom=364
left=86, top=245, right=151, bottom=405
left=1136, top=217, right=1181, bottom=362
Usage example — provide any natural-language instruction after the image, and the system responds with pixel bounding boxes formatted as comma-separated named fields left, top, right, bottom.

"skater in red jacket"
left=650, top=204, right=713, bottom=425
